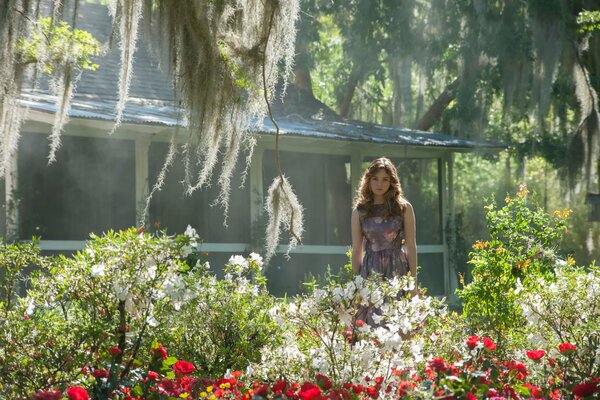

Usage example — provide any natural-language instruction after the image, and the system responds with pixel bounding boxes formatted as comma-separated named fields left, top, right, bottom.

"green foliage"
left=457, top=185, right=571, bottom=346
left=158, top=254, right=282, bottom=376
left=15, top=17, right=101, bottom=73
left=577, top=10, right=600, bottom=33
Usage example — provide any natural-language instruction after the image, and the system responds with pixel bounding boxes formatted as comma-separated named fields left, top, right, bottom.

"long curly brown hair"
left=354, top=157, right=407, bottom=219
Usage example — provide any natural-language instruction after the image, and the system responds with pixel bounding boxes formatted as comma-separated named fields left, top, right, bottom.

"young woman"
left=351, top=157, right=417, bottom=295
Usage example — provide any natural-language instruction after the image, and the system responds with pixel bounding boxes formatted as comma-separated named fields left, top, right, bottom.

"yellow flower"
left=517, top=184, right=529, bottom=198
left=554, top=209, right=572, bottom=219
left=206, top=386, right=213, bottom=393
left=200, top=393, right=207, bottom=398
left=567, top=255, right=576, bottom=266
left=210, top=395, right=216, bottom=400
left=496, top=246, right=504, bottom=254
left=474, top=240, right=489, bottom=249
left=505, top=196, right=511, bottom=203
left=179, top=393, right=189, bottom=399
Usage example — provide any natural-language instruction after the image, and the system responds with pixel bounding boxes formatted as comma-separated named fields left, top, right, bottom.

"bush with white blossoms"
left=155, top=251, right=282, bottom=376
left=0, top=228, right=199, bottom=397
left=249, top=272, right=447, bottom=386
left=518, top=263, right=600, bottom=384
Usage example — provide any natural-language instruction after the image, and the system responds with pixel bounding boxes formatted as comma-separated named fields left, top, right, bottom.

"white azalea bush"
left=250, top=272, right=448, bottom=386
left=518, top=263, right=600, bottom=383
left=156, top=252, right=282, bottom=376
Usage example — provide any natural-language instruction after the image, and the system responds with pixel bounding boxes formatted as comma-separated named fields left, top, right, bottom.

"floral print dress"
left=359, top=203, right=409, bottom=280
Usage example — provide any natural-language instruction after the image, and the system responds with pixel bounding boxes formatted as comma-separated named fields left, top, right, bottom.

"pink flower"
left=558, top=342, right=577, bottom=354
left=526, top=349, right=545, bottom=360
left=482, top=337, right=496, bottom=351
left=66, top=386, right=89, bottom=400
left=466, top=335, right=480, bottom=349
left=173, top=360, right=195, bottom=375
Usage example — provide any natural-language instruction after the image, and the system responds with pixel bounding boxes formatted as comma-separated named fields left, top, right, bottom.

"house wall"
left=10, top=122, right=454, bottom=297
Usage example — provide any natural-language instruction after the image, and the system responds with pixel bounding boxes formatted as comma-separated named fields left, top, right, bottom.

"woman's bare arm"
left=403, top=202, right=418, bottom=293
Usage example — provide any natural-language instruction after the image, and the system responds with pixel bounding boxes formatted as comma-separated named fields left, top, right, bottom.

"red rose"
left=482, top=337, right=496, bottom=351
left=428, top=357, right=448, bottom=373
left=504, top=360, right=528, bottom=380
left=92, top=368, right=109, bottom=379
left=254, top=384, right=269, bottom=397
left=355, top=320, right=365, bottom=327
left=108, top=346, right=122, bottom=356
left=465, top=392, right=476, bottom=400
left=465, top=335, right=480, bottom=349
left=66, top=386, right=89, bottom=400
left=32, top=390, right=62, bottom=400
left=523, top=383, right=543, bottom=399
left=147, top=370, right=159, bottom=381
left=152, top=343, right=168, bottom=360
left=526, top=349, right=545, bottom=360
left=573, top=380, right=599, bottom=398
left=558, top=342, right=577, bottom=354
left=272, top=380, right=289, bottom=394
left=299, top=382, right=322, bottom=400
left=315, top=374, right=332, bottom=390
left=173, top=359, right=195, bottom=375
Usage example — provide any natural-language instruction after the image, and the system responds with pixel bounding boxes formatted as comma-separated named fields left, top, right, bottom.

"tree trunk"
left=337, top=63, right=364, bottom=118
left=414, top=78, right=459, bottom=131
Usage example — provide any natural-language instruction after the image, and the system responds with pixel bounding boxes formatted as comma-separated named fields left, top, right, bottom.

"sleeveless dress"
left=359, top=203, right=409, bottom=280
left=357, top=203, right=409, bottom=326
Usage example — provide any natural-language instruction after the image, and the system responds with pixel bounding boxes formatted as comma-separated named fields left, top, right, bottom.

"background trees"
left=295, top=0, right=600, bottom=265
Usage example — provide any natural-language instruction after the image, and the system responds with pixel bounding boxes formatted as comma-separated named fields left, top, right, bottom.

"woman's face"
left=369, top=168, right=391, bottom=199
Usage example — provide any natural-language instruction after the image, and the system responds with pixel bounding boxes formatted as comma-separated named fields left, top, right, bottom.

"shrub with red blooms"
left=315, top=374, right=332, bottom=390
left=573, top=378, right=600, bottom=398
left=558, top=342, right=577, bottom=354
left=465, top=335, right=480, bottom=349
left=298, top=382, right=321, bottom=400
left=66, top=386, right=89, bottom=400
left=526, top=349, right=545, bottom=360
left=173, top=359, right=195, bottom=375
left=31, top=390, right=62, bottom=400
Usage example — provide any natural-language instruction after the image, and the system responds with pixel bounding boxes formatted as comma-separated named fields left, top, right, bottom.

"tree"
left=0, top=0, right=301, bottom=259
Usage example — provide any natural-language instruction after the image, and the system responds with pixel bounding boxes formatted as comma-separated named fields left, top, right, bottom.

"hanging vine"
left=1, top=0, right=302, bottom=256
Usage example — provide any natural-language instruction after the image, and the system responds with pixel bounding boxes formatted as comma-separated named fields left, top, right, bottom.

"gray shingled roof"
left=19, top=1, right=505, bottom=151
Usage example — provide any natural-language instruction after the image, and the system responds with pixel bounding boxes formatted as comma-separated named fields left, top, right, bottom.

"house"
left=4, top=2, right=504, bottom=297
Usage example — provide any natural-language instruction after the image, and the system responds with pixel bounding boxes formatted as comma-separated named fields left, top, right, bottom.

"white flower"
left=25, top=301, right=35, bottom=315
left=113, top=281, right=129, bottom=301
left=184, top=225, right=198, bottom=240
left=91, top=263, right=105, bottom=277
left=249, top=252, right=263, bottom=267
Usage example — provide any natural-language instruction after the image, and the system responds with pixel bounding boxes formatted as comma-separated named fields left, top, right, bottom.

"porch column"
left=5, top=148, right=19, bottom=241
left=350, top=150, right=364, bottom=202
left=250, top=143, right=265, bottom=250
left=135, top=136, right=151, bottom=227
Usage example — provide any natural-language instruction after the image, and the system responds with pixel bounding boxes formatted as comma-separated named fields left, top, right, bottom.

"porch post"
left=5, top=148, right=19, bottom=241
left=439, top=156, right=449, bottom=297
left=250, top=144, right=265, bottom=250
left=135, top=136, right=151, bottom=227
left=350, top=150, right=363, bottom=202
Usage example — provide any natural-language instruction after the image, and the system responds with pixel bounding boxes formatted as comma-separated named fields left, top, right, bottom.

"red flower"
left=272, top=380, right=289, bottom=394
left=465, top=393, right=477, bottom=400
left=92, top=369, right=109, bottom=379
left=254, top=384, right=269, bottom=397
left=428, top=357, right=448, bottom=373
left=327, top=389, right=351, bottom=400
left=32, top=390, right=62, bottom=400
left=525, top=383, right=543, bottom=399
left=482, top=337, right=496, bottom=351
left=152, top=343, right=168, bottom=360
left=466, top=335, right=480, bottom=349
left=147, top=371, right=159, bottom=381
left=573, top=380, right=600, bottom=398
left=299, top=382, right=322, bottom=400
left=108, top=346, right=122, bottom=356
left=315, top=374, right=332, bottom=390
left=558, top=342, right=577, bottom=354
left=66, top=386, right=89, bottom=400
left=355, top=319, right=365, bottom=327
left=504, top=360, right=528, bottom=380
left=526, top=349, right=545, bottom=360
left=173, top=360, right=195, bottom=375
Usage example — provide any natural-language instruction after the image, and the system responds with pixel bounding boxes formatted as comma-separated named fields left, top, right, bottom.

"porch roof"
left=19, top=91, right=505, bottom=151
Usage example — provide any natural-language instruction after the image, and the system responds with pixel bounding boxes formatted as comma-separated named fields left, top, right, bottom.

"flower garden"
left=1, top=187, right=599, bottom=400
